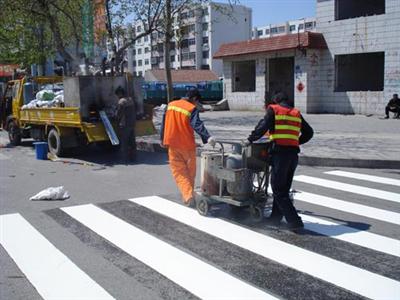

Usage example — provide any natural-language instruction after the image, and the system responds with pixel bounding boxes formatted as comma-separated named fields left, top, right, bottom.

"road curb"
left=137, top=139, right=400, bottom=169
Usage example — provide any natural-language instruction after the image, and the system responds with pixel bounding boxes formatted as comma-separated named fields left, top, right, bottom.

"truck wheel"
left=48, top=128, right=64, bottom=156
left=8, top=121, right=21, bottom=146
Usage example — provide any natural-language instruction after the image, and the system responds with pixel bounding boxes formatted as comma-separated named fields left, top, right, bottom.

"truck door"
left=0, top=82, right=14, bottom=128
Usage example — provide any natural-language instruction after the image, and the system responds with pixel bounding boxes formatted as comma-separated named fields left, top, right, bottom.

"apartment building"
left=252, top=17, right=316, bottom=39
left=129, top=2, right=252, bottom=77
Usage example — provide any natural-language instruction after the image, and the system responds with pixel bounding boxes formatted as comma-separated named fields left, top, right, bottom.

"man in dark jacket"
left=385, top=94, right=400, bottom=119
left=115, top=86, right=136, bottom=163
left=246, top=92, right=313, bottom=231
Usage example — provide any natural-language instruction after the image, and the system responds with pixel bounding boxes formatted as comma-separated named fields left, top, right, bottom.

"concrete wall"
left=316, top=0, right=400, bottom=114
left=210, top=3, right=252, bottom=76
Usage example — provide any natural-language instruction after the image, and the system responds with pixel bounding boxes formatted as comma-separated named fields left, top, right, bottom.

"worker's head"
left=115, top=86, right=125, bottom=98
left=393, top=94, right=399, bottom=99
left=272, top=92, right=289, bottom=104
left=186, top=88, right=202, bottom=104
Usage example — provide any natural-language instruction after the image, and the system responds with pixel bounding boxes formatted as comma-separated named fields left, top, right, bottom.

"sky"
left=219, top=0, right=316, bottom=27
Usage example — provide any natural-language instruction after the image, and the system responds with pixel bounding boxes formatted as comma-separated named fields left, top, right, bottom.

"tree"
left=0, top=0, right=85, bottom=74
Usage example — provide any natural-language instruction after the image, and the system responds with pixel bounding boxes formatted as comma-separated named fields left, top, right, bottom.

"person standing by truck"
left=160, top=89, right=216, bottom=206
left=115, top=86, right=136, bottom=163
left=246, top=92, right=313, bottom=231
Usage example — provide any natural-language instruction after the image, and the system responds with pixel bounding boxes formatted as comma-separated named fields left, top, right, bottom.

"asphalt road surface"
left=1, top=135, right=399, bottom=300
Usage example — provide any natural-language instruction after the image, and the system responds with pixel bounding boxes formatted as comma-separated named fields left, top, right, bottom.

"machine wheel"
left=196, top=198, right=209, bottom=216
left=8, top=120, right=21, bottom=146
left=250, top=205, right=264, bottom=221
left=47, top=128, right=65, bottom=156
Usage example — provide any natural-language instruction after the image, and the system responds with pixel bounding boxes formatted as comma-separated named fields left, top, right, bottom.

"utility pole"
left=164, top=0, right=173, bottom=102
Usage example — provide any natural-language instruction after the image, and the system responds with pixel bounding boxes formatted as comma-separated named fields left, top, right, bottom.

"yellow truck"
left=0, top=75, right=155, bottom=156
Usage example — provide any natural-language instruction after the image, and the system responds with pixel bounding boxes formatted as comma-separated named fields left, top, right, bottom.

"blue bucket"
left=33, top=142, right=48, bottom=160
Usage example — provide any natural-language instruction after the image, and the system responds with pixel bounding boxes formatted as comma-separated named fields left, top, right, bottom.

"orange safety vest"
left=269, top=104, right=302, bottom=147
left=163, top=99, right=196, bottom=150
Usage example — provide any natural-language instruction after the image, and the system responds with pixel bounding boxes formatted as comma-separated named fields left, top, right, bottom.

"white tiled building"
left=129, top=2, right=252, bottom=77
left=215, top=0, right=400, bottom=115
left=252, top=17, right=316, bottom=39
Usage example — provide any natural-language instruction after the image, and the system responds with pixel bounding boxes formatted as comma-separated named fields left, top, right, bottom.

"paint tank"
left=200, top=152, right=221, bottom=196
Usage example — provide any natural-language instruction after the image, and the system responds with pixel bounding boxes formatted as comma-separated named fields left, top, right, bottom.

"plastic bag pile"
left=22, top=88, right=64, bottom=109
left=29, top=186, right=70, bottom=201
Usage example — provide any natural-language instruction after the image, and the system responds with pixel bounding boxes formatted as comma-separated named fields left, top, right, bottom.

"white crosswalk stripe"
left=61, top=204, right=275, bottom=300
left=0, top=213, right=114, bottom=300
left=294, top=175, right=400, bottom=203
left=130, top=196, right=400, bottom=300
left=325, top=170, right=400, bottom=187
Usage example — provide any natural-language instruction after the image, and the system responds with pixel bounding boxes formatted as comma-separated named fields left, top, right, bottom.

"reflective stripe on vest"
left=167, top=105, right=192, bottom=117
left=269, top=104, right=301, bottom=147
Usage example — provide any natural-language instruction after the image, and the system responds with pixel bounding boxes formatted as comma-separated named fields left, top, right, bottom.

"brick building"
left=214, top=0, right=400, bottom=114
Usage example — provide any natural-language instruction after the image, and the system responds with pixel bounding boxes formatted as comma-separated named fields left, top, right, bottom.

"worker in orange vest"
left=246, top=92, right=313, bottom=231
left=161, top=89, right=216, bottom=206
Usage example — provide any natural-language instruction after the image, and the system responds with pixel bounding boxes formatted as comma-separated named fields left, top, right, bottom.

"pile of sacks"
left=22, top=89, right=64, bottom=109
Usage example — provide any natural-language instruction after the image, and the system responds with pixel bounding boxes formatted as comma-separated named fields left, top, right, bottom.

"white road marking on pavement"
left=62, top=204, right=274, bottom=300
left=130, top=196, right=400, bottom=300
left=299, top=214, right=400, bottom=257
left=325, top=170, right=400, bottom=187
left=278, top=188, right=400, bottom=226
left=0, top=213, right=114, bottom=300
left=294, top=175, right=400, bottom=203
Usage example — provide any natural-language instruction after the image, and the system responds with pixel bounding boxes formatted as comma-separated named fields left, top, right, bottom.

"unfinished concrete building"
left=214, top=0, right=400, bottom=115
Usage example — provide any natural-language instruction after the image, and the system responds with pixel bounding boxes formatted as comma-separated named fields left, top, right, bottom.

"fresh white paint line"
left=294, top=175, right=400, bottom=204
left=0, top=213, right=114, bottom=300
left=325, top=170, right=400, bottom=187
left=287, top=189, right=400, bottom=226
left=61, top=204, right=274, bottom=300
left=299, top=214, right=400, bottom=258
left=129, top=196, right=400, bottom=300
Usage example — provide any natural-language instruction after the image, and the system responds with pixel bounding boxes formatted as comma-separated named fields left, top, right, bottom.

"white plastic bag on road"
left=30, top=186, right=70, bottom=201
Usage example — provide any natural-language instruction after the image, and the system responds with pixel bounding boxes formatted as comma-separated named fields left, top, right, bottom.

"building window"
left=257, top=30, right=263, bottom=36
left=171, top=55, right=175, bottom=62
left=133, top=61, right=137, bottom=67
left=202, top=36, right=209, bottom=44
left=145, top=59, right=149, bottom=65
left=181, top=39, right=189, bottom=48
left=232, top=60, right=256, bottom=92
left=157, top=43, right=163, bottom=52
left=335, top=52, right=384, bottom=92
left=133, top=49, right=136, bottom=55
left=188, top=24, right=195, bottom=33
left=189, top=52, right=196, bottom=60
left=298, top=23, right=304, bottom=30
left=188, top=38, right=196, bottom=45
left=289, top=25, right=296, bottom=32
left=137, top=48, right=142, bottom=54
left=265, top=29, right=270, bottom=34
left=151, top=45, right=157, bottom=52
left=271, top=27, right=278, bottom=33
left=188, top=10, right=195, bottom=18
left=151, top=32, right=158, bottom=40
left=138, top=60, right=142, bottom=66
left=182, top=52, right=190, bottom=61
left=137, top=25, right=142, bottom=32
left=278, top=26, right=285, bottom=33
left=138, top=71, right=142, bottom=76
left=335, top=0, right=385, bottom=20
left=144, top=35, right=149, bottom=42
left=145, top=47, right=150, bottom=53
left=305, top=22, right=314, bottom=29
left=202, top=51, right=209, bottom=59
left=202, top=8, right=209, bottom=16
left=170, top=42, right=175, bottom=50
left=202, top=23, right=208, bottom=31
left=180, top=12, right=188, bottom=19
left=201, top=64, right=210, bottom=70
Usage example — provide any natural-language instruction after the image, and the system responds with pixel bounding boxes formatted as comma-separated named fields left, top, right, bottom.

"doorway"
left=266, top=57, right=294, bottom=104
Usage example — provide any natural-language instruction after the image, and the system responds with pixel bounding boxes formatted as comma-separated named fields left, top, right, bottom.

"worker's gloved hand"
left=241, top=139, right=251, bottom=147
left=207, top=136, right=216, bottom=148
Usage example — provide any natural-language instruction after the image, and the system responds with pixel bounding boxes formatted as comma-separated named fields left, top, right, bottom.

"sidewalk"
left=137, top=109, right=400, bottom=169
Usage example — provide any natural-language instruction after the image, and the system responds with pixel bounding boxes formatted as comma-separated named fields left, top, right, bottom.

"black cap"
left=115, top=86, right=125, bottom=96
left=186, top=88, right=201, bottom=100
left=272, top=92, right=288, bottom=103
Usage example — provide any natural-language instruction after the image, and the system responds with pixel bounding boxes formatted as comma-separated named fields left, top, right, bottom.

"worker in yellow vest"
left=246, top=92, right=313, bottom=231
left=161, top=89, right=216, bottom=206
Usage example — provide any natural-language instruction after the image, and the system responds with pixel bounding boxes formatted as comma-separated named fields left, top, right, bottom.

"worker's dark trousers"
left=118, top=127, right=136, bottom=163
left=269, top=152, right=302, bottom=224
